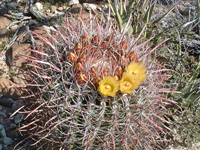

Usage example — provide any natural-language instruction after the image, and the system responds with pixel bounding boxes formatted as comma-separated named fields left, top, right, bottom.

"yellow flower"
left=98, top=76, right=119, bottom=97
left=126, top=61, right=147, bottom=81
left=120, top=72, right=141, bottom=94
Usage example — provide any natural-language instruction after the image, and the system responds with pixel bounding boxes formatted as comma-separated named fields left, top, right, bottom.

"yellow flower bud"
left=67, top=52, right=77, bottom=63
left=75, top=72, right=87, bottom=85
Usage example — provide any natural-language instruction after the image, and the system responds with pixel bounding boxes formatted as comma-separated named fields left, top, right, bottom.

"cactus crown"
left=18, top=12, right=174, bottom=150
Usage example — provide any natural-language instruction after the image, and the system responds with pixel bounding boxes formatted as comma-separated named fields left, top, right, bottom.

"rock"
left=11, top=99, right=24, bottom=112
left=12, top=74, right=26, bottom=84
left=10, top=24, right=19, bottom=32
left=58, top=7, right=63, bottom=11
left=0, top=4, right=7, bottom=15
left=83, top=3, right=97, bottom=10
left=54, top=10, right=59, bottom=15
left=0, top=78, right=24, bottom=100
left=69, top=0, right=79, bottom=6
left=17, top=0, right=26, bottom=4
left=51, top=5, right=57, bottom=13
left=54, top=10, right=65, bottom=16
left=193, top=142, right=200, bottom=149
left=6, top=42, right=31, bottom=68
left=0, top=16, right=11, bottom=32
left=46, top=9, right=50, bottom=13
left=0, top=144, right=2, bottom=150
left=7, top=2, right=19, bottom=10
left=9, top=123, right=17, bottom=129
left=14, top=113, right=23, bottom=124
left=3, top=137, right=13, bottom=145
left=177, top=2, right=195, bottom=16
left=0, top=55, right=9, bottom=79
left=0, top=97, right=14, bottom=108
left=160, top=20, right=169, bottom=29
left=0, top=124, right=7, bottom=140
left=0, top=124, right=13, bottom=145
left=35, top=2, right=44, bottom=11
left=70, top=3, right=82, bottom=13
left=0, top=110, right=7, bottom=117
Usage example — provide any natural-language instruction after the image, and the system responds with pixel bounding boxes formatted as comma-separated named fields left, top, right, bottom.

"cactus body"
left=18, top=13, right=174, bottom=150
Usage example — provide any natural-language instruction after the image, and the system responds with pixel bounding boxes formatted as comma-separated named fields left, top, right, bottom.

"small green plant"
left=107, top=0, right=177, bottom=38
left=41, top=1, right=52, bottom=9
left=0, top=39, right=9, bottom=51
left=168, top=60, right=200, bottom=145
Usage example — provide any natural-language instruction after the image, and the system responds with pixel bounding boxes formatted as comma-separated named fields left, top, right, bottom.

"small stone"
left=14, top=113, right=23, bottom=124
left=83, top=3, right=97, bottom=10
left=46, top=9, right=50, bottom=13
left=12, top=99, right=24, bottom=112
left=51, top=5, right=57, bottom=13
left=54, top=10, right=64, bottom=16
left=0, top=97, right=14, bottom=108
left=35, top=2, right=43, bottom=11
left=17, top=0, right=26, bottom=3
left=9, top=123, right=17, bottom=129
left=0, top=124, right=7, bottom=138
left=12, top=75, right=26, bottom=84
left=0, top=16, right=11, bottom=32
left=7, top=2, right=19, bottom=10
left=0, top=4, right=7, bottom=15
left=54, top=10, right=58, bottom=15
left=58, top=7, right=63, bottom=11
left=0, top=144, right=2, bottom=150
left=0, top=125, right=13, bottom=145
left=69, top=0, right=79, bottom=6
left=3, top=137, right=13, bottom=145
left=0, top=111, right=7, bottom=117
left=10, top=24, right=19, bottom=31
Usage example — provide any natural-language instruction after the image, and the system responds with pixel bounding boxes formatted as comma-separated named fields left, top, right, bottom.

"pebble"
left=69, top=0, right=79, bottom=6
left=83, top=3, right=97, bottom=10
left=58, top=7, right=63, bottom=11
left=0, top=110, right=7, bottom=117
left=11, top=99, right=24, bottom=112
left=7, top=2, right=19, bottom=10
left=35, top=2, right=43, bottom=11
left=0, top=124, right=13, bottom=145
left=17, top=0, right=26, bottom=3
left=51, top=5, right=57, bottom=13
left=10, top=24, right=19, bottom=31
left=14, top=113, right=23, bottom=124
left=0, top=97, right=14, bottom=108
left=9, top=123, right=17, bottom=129
left=12, top=75, right=26, bottom=84
left=0, top=125, right=6, bottom=139
left=0, top=4, right=6, bottom=14
left=46, top=9, right=50, bottom=13
left=3, top=137, right=13, bottom=145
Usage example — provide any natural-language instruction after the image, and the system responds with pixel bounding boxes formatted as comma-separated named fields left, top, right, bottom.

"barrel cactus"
left=16, top=12, right=175, bottom=150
